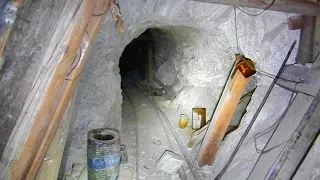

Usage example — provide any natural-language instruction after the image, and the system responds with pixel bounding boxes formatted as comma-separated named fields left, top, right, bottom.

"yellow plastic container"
left=178, top=114, right=189, bottom=129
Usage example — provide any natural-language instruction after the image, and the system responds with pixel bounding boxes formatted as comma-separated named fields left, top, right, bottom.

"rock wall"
left=65, top=0, right=300, bottom=178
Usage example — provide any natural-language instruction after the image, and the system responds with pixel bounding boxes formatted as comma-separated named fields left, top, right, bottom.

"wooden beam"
left=10, top=0, right=94, bottom=178
left=191, top=0, right=320, bottom=16
left=9, top=0, right=110, bottom=179
left=35, top=99, right=73, bottom=180
left=198, top=69, right=249, bottom=166
left=266, top=90, right=320, bottom=180
left=296, top=15, right=316, bottom=64
left=247, top=93, right=314, bottom=180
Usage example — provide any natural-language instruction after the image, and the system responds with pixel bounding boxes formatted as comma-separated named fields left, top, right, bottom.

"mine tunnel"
left=0, top=0, right=320, bottom=180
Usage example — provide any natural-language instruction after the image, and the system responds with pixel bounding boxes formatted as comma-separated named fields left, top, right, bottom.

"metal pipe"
left=215, top=41, right=297, bottom=180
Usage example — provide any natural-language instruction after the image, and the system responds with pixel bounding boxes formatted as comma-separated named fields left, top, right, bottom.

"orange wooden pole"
left=198, top=68, right=249, bottom=167
left=10, top=0, right=111, bottom=179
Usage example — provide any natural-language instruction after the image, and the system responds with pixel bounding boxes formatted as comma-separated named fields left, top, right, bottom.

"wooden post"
left=147, top=43, right=153, bottom=86
left=296, top=15, right=316, bottom=64
left=197, top=56, right=255, bottom=167
left=9, top=0, right=111, bottom=179
left=35, top=99, right=73, bottom=180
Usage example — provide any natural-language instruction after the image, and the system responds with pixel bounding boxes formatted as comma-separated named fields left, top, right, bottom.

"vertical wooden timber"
left=0, top=0, right=84, bottom=171
left=9, top=0, right=94, bottom=179
left=7, top=0, right=111, bottom=179
left=198, top=69, right=249, bottom=166
left=296, top=15, right=316, bottom=64
left=35, top=99, right=73, bottom=180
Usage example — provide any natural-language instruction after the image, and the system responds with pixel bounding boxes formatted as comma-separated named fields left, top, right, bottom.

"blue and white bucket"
left=87, top=128, right=121, bottom=180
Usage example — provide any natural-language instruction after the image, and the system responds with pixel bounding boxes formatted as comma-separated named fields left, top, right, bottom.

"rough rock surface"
left=64, top=0, right=300, bottom=178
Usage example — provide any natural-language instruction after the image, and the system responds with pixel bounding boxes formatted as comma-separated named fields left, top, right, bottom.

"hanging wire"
left=253, top=83, right=296, bottom=154
left=236, top=0, right=276, bottom=16
left=255, top=68, right=303, bottom=83
left=234, top=6, right=243, bottom=54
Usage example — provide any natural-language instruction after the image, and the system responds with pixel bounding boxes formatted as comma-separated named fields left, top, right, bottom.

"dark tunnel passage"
left=119, top=30, right=154, bottom=87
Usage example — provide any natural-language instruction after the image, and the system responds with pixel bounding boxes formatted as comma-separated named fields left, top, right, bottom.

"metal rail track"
left=133, top=83, right=205, bottom=180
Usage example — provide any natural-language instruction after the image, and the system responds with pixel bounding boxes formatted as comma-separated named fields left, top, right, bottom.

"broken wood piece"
left=188, top=122, right=210, bottom=148
left=198, top=68, right=250, bottom=167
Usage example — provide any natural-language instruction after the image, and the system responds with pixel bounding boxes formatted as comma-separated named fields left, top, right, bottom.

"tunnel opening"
left=117, top=27, right=254, bottom=179
left=119, top=29, right=154, bottom=88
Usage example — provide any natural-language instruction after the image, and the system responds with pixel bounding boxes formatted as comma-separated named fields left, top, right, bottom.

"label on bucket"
left=88, top=153, right=121, bottom=169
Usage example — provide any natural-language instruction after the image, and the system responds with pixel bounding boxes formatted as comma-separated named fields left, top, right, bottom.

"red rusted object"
left=237, top=58, right=256, bottom=78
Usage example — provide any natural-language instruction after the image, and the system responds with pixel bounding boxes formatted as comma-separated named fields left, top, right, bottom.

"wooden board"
left=198, top=70, right=249, bottom=166
left=35, top=99, right=73, bottom=180
left=266, top=90, right=320, bottom=180
left=247, top=93, right=314, bottom=180
left=0, top=0, right=111, bottom=179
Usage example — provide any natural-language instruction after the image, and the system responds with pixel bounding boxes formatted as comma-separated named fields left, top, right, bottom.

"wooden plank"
left=198, top=69, right=249, bottom=166
left=276, top=65, right=320, bottom=97
left=35, top=98, right=73, bottom=180
left=9, top=0, right=111, bottom=178
left=10, top=0, right=94, bottom=179
left=0, top=0, right=73, bottom=160
left=291, top=130, right=320, bottom=180
left=296, top=16, right=316, bottom=64
left=266, top=90, right=320, bottom=180
left=247, top=93, right=314, bottom=180
left=275, top=102, right=320, bottom=179
left=191, top=0, right=320, bottom=16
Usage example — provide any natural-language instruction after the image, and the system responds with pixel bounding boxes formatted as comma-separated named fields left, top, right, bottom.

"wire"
left=65, top=30, right=91, bottom=81
left=253, top=83, right=296, bottom=154
left=236, top=0, right=276, bottom=17
left=233, top=0, right=276, bottom=55
left=255, top=68, right=302, bottom=83
left=92, top=2, right=110, bottom=17
left=234, top=7, right=243, bottom=54
left=313, top=51, right=320, bottom=63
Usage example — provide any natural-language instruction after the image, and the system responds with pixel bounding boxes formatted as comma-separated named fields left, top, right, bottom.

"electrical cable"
left=214, top=41, right=297, bottom=180
left=253, top=83, right=296, bottom=154
left=236, top=0, right=276, bottom=17
left=234, top=7, right=243, bottom=55
left=255, top=68, right=302, bottom=83
left=92, top=1, right=110, bottom=17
